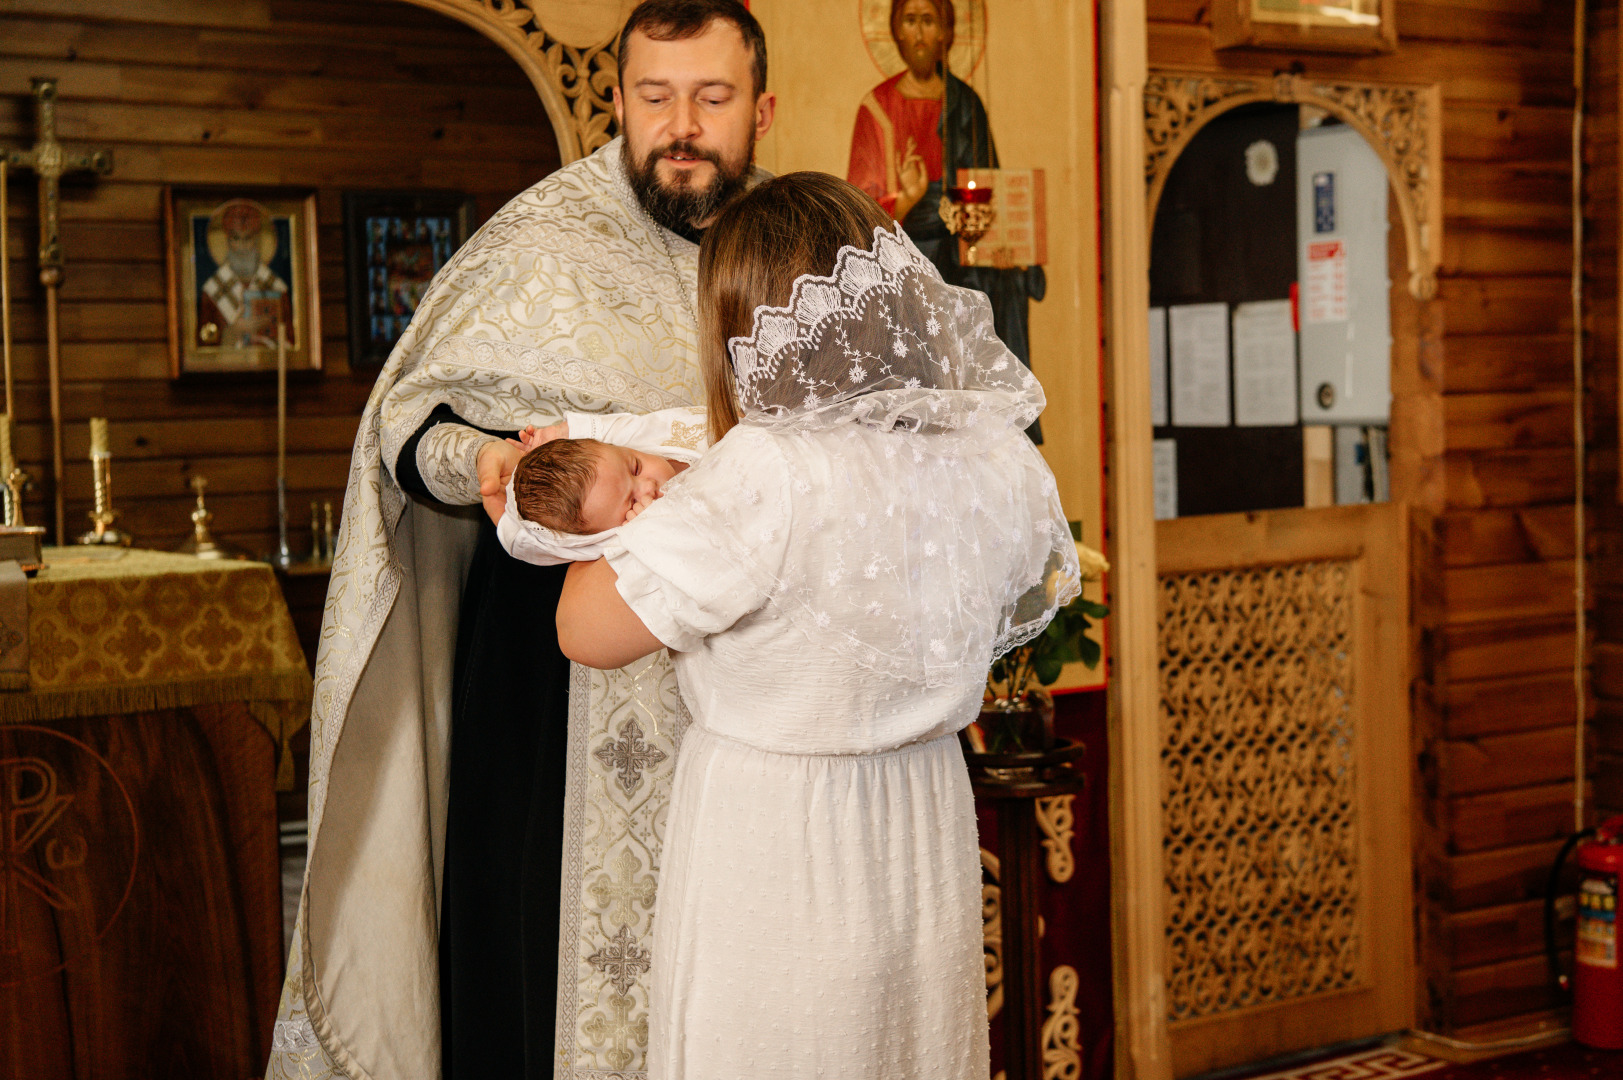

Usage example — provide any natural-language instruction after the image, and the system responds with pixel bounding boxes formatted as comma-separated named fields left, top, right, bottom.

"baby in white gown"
left=556, top=173, right=1079, bottom=1080
left=495, top=406, right=707, bottom=566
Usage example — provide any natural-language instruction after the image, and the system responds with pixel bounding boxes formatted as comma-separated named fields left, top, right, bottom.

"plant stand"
left=966, top=738, right=1087, bottom=1080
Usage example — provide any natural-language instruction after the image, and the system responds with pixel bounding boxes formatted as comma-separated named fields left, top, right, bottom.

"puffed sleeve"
left=602, top=427, right=791, bottom=653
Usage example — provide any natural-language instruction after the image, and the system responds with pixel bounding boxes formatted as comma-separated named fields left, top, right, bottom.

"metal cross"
left=3, top=77, right=114, bottom=544
left=4, top=78, right=113, bottom=274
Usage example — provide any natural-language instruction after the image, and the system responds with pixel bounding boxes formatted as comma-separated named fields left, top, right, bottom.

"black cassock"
left=395, top=403, right=568, bottom=1080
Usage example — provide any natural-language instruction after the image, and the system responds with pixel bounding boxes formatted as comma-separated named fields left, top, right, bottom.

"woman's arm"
left=556, top=557, right=666, bottom=669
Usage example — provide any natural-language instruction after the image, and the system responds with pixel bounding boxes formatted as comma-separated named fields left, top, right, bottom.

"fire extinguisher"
left=1546, top=815, right=1623, bottom=1049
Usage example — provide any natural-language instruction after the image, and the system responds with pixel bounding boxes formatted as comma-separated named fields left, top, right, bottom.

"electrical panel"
left=1296, top=124, right=1391, bottom=426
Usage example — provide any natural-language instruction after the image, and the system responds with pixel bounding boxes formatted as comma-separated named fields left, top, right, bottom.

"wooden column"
left=1100, top=0, right=1172, bottom=1075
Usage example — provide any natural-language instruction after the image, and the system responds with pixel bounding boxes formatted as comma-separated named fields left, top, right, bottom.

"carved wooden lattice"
left=1159, top=560, right=1360, bottom=1024
left=1144, top=70, right=1442, bottom=300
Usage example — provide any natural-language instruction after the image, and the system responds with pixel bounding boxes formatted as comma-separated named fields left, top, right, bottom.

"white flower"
left=930, top=639, right=948, bottom=658
left=742, top=487, right=760, bottom=505
left=991, top=358, right=1009, bottom=372
left=924, top=541, right=938, bottom=557
left=904, top=377, right=921, bottom=389
left=814, top=611, right=831, bottom=628
left=855, top=512, right=868, bottom=527
left=925, top=316, right=941, bottom=336
left=892, top=337, right=908, bottom=357
left=850, top=363, right=867, bottom=381
left=864, top=562, right=880, bottom=580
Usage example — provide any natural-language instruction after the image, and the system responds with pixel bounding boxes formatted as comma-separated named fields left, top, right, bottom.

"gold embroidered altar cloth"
left=0, top=548, right=311, bottom=753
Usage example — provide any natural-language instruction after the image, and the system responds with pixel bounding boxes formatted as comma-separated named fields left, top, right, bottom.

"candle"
left=276, top=322, right=287, bottom=488
left=89, top=416, right=109, bottom=459
left=0, top=414, right=13, bottom=480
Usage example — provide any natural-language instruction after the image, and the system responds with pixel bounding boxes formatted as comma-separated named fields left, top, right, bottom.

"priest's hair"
left=512, top=438, right=605, bottom=534
left=617, top=0, right=768, bottom=95
left=696, top=172, right=893, bottom=442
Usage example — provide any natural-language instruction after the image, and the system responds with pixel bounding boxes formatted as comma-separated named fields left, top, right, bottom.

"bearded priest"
left=265, top=5, right=775, bottom=1079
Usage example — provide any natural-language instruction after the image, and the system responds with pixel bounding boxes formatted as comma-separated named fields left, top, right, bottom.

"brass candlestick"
left=176, top=475, right=240, bottom=559
left=4, top=468, right=24, bottom=528
left=78, top=416, right=130, bottom=547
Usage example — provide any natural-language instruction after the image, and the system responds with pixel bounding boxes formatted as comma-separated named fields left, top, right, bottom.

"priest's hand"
left=477, top=439, right=524, bottom=525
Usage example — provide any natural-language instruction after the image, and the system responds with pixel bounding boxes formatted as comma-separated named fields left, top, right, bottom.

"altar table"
left=0, top=548, right=310, bottom=1080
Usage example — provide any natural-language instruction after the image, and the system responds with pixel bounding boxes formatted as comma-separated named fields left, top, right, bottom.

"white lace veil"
left=668, top=224, right=1079, bottom=686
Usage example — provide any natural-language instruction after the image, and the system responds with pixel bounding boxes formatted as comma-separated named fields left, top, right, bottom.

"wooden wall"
left=1146, top=0, right=1586, bottom=1036
left=0, top=0, right=560, bottom=557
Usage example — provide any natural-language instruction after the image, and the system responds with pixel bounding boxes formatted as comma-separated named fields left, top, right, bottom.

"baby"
left=498, top=405, right=707, bottom=566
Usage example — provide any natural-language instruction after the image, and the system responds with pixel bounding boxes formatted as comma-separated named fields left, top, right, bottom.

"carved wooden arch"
left=1144, top=71, right=1442, bottom=300
left=397, top=0, right=624, bottom=163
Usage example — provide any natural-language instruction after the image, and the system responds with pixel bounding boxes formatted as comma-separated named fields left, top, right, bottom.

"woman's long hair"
left=697, top=172, right=894, bottom=442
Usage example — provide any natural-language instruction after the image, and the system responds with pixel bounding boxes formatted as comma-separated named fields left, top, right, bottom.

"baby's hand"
left=511, top=421, right=568, bottom=452
left=625, top=489, right=661, bottom=524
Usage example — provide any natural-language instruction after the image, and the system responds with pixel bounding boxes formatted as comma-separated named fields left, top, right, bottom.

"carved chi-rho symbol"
left=1, top=757, right=85, bottom=955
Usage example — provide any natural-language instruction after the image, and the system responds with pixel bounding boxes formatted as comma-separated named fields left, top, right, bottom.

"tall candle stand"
left=271, top=322, right=294, bottom=569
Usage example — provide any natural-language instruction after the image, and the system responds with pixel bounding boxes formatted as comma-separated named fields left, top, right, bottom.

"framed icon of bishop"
left=164, top=186, right=321, bottom=377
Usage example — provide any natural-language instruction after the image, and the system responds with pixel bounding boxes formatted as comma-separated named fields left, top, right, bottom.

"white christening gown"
left=603, top=419, right=1045, bottom=1080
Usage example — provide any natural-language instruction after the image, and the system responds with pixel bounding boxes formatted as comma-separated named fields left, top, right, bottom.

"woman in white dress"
left=556, top=172, right=1078, bottom=1080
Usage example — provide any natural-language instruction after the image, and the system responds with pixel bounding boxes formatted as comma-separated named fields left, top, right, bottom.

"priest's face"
left=614, top=19, right=777, bottom=235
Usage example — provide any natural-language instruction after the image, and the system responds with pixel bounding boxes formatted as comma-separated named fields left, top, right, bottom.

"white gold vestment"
left=266, top=138, right=704, bottom=1080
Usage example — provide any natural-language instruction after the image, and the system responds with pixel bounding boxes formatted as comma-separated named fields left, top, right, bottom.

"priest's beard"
left=624, top=137, right=753, bottom=239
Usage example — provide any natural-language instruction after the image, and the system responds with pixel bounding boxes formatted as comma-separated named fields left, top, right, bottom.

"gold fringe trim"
left=0, top=670, right=312, bottom=728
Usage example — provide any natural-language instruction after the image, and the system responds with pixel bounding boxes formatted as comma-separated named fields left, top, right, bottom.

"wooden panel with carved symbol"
left=1156, top=504, right=1413, bottom=1077
left=0, top=705, right=280, bottom=1080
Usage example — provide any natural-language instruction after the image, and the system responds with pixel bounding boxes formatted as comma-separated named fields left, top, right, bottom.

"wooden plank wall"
left=1146, top=0, right=1586, bottom=1035
left=0, top=0, right=560, bottom=557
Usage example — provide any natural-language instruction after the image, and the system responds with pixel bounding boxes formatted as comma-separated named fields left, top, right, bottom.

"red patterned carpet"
left=1212, top=1042, right=1622, bottom=1080
left=1429, top=1042, right=1622, bottom=1079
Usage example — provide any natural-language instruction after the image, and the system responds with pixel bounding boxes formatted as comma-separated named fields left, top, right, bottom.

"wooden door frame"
left=1099, top=11, right=1443, bottom=1075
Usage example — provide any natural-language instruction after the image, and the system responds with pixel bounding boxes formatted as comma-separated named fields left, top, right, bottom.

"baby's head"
left=512, top=438, right=677, bottom=535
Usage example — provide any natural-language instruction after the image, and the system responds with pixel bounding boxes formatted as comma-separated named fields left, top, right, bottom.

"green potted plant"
left=964, top=540, right=1109, bottom=757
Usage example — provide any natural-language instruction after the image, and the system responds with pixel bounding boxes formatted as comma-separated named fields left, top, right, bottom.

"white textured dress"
left=604, top=422, right=1052, bottom=1080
